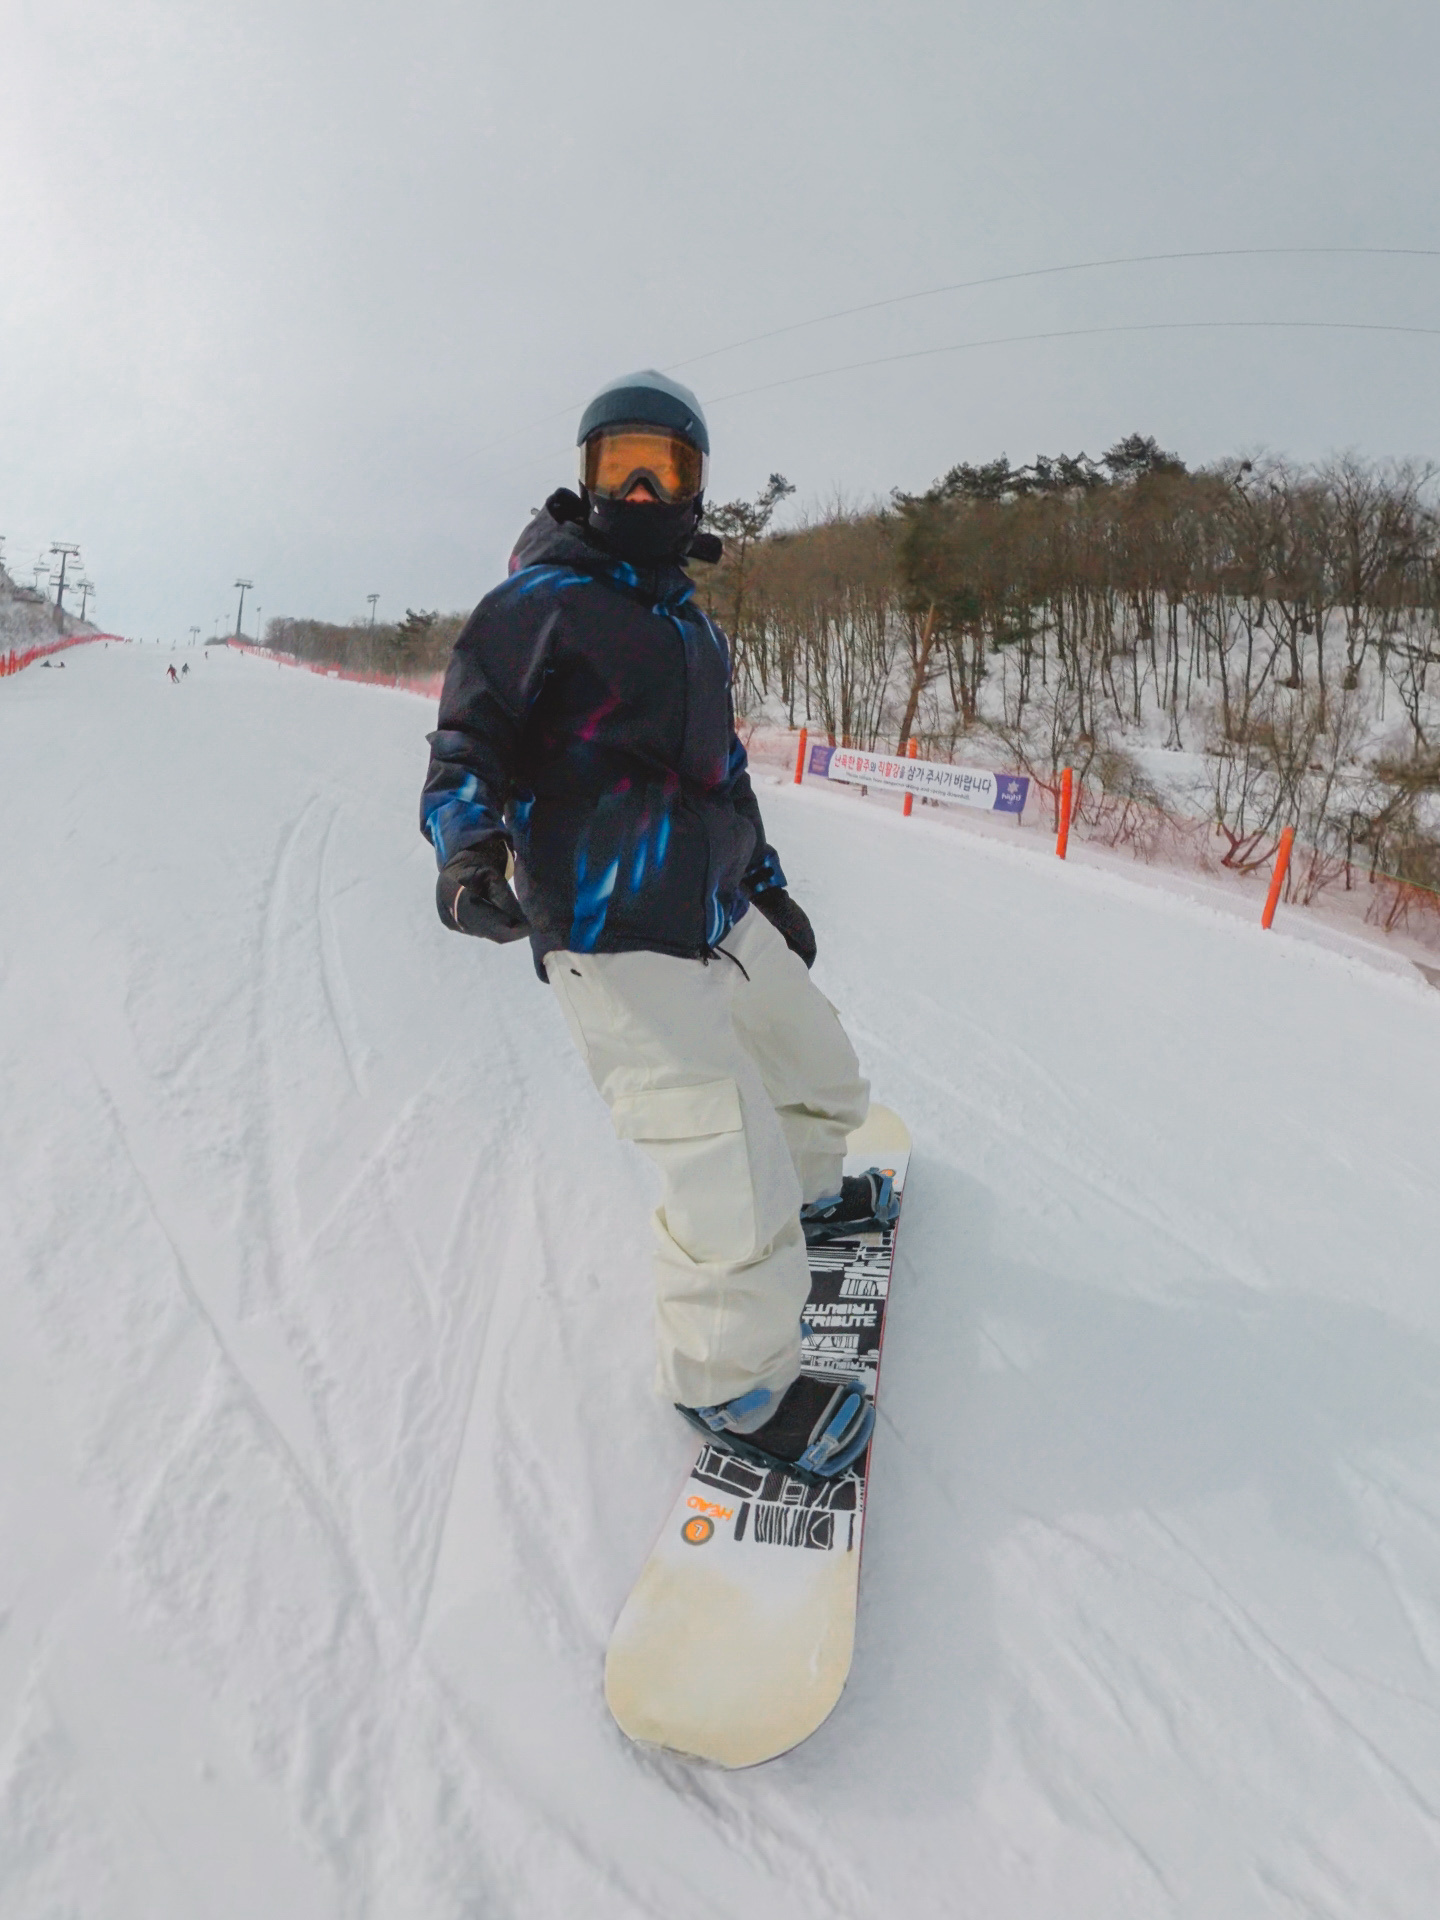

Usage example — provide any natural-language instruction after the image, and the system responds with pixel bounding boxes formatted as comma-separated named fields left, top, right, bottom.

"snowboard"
left=604, top=1105, right=910, bottom=1768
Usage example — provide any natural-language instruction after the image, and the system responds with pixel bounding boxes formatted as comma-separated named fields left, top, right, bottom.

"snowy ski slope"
left=3, top=641, right=1440, bottom=1918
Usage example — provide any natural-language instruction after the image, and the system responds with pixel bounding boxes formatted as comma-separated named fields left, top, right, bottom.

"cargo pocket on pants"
left=610, top=1079, right=757, bottom=1267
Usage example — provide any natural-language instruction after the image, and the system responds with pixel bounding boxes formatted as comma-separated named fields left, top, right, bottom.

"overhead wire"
left=473, top=317, right=1440, bottom=498
left=701, top=319, right=1440, bottom=410
left=467, top=246, right=1440, bottom=469
left=662, top=246, right=1440, bottom=377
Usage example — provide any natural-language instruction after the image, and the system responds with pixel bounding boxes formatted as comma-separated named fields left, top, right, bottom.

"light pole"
left=367, top=593, right=379, bottom=629
left=233, top=578, right=253, bottom=639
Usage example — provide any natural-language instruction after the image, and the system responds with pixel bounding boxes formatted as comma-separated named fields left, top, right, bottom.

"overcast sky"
left=4, top=0, right=1439, bottom=639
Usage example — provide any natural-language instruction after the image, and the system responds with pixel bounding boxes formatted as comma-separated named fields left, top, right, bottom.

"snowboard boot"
left=677, top=1372, right=875, bottom=1483
left=800, top=1168, right=900, bottom=1243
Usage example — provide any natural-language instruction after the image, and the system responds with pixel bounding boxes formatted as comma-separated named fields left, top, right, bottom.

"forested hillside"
left=698, top=441, right=1440, bottom=921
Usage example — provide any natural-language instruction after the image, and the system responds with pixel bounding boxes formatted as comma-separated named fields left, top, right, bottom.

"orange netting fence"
left=225, top=637, right=443, bottom=700
left=764, top=723, right=1440, bottom=954
left=1040, top=761, right=1440, bottom=945
left=1, top=631, right=124, bottom=677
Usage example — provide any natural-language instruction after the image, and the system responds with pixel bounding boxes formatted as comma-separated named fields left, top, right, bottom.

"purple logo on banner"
left=993, top=774, right=1030, bottom=814
left=808, top=743, right=836, bottom=777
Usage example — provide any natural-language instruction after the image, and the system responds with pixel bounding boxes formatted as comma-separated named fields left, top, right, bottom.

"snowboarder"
left=166, top=664, right=179, bottom=683
left=421, top=370, right=895, bottom=1479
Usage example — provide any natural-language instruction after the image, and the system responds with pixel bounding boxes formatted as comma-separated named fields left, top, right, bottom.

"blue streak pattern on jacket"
left=420, top=510, right=785, bottom=974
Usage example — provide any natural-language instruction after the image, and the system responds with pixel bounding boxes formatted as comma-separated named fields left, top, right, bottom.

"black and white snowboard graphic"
left=605, top=1106, right=910, bottom=1767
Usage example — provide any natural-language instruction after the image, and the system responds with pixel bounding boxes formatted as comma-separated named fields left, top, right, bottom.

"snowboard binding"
left=677, top=1372, right=875, bottom=1485
left=800, top=1167, right=900, bottom=1243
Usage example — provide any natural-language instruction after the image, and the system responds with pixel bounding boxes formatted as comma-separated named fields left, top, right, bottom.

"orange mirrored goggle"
left=581, top=427, right=707, bottom=504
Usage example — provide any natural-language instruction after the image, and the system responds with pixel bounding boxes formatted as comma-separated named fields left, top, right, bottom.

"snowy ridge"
left=0, top=560, right=103, bottom=656
left=2, top=643, right=1439, bottom=1917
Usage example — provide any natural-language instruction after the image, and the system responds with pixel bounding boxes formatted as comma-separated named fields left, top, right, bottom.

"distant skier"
left=181, top=662, right=190, bottom=675
left=421, top=371, right=894, bottom=1480
left=166, top=665, right=179, bottom=683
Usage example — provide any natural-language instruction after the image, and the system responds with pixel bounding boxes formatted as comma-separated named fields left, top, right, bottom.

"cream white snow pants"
left=545, top=906, right=868, bottom=1410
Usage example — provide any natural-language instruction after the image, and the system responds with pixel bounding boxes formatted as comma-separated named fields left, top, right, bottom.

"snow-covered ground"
left=743, top=723, right=1440, bottom=977
left=3, top=642, right=1440, bottom=1918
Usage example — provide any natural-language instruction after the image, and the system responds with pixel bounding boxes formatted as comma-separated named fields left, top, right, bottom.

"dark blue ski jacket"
left=420, top=508, right=785, bottom=975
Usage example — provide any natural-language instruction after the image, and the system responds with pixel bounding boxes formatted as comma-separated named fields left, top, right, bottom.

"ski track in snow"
left=3, top=643, right=1440, bottom=1917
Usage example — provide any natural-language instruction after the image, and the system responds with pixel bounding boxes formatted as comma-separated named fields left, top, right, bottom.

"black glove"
left=436, top=841, right=530, bottom=944
left=749, top=887, right=817, bottom=968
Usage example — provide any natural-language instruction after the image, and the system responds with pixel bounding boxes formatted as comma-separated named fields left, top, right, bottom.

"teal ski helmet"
left=576, top=369, right=710, bottom=458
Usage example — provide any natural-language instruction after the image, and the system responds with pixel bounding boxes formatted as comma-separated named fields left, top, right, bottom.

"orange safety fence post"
left=793, top=725, right=808, bottom=785
left=1261, top=825, right=1296, bottom=929
left=902, top=735, right=919, bottom=816
left=1055, top=766, right=1074, bottom=858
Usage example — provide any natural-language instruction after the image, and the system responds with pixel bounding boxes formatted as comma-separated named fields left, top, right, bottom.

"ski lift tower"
left=50, top=543, right=81, bottom=624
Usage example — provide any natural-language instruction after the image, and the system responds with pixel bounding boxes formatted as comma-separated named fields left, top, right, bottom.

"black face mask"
left=542, top=487, right=723, bottom=567
left=584, top=488, right=702, bottom=563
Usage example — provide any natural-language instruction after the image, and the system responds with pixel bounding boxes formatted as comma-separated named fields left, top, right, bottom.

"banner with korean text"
left=807, top=744, right=1029, bottom=815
